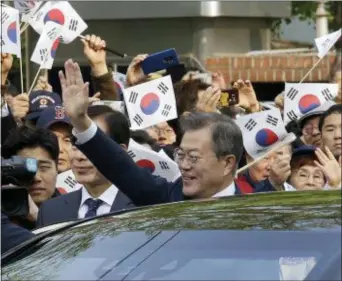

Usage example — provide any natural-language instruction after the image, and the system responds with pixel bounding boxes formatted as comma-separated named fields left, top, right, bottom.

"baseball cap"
left=298, top=100, right=336, bottom=128
left=26, top=90, right=62, bottom=120
left=292, top=145, right=316, bottom=158
left=36, top=105, right=71, bottom=130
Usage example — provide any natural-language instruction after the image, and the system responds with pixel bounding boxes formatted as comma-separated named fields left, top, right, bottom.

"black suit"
left=1, top=213, right=34, bottom=254
left=37, top=188, right=135, bottom=228
left=75, top=127, right=245, bottom=207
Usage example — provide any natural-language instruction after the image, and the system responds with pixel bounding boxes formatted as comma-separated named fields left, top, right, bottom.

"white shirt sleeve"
left=1, top=103, right=10, bottom=117
left=72, top=121, right=98, bottom=145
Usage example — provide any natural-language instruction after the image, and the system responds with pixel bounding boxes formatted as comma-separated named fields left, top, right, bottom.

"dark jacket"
left=76, top=127, right=254, bottom=207
left=1, top=213, right=34, bottom=254
left=37, top=188, right=135, bottom=228
left=11, top=189, right=62, bottom=231
left=92, top=71, right=119, bottom=101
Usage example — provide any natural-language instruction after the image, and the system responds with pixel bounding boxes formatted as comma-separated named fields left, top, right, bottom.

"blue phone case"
left=142, top=48, right=179, bottom=75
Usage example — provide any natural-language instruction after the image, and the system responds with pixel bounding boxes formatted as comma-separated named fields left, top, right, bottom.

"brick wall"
left=205, top=53, right=337, bottom=83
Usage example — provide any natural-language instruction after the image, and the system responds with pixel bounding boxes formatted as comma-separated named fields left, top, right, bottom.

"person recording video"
left=2, top=126, right=62, bottom=230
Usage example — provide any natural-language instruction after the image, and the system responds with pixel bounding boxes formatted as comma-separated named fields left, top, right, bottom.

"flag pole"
left=20, top=22, right=30, bottom=34
left=19, top=58, right=24, bottom=93
left=299, top=56, right=324, bottom=84
left=27, top=67, right=42, bottom=95
left=236, top=134, right=296, bottom=175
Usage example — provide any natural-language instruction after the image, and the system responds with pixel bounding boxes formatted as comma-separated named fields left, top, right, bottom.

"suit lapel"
left=111, top=191, right=135, bottom=212
left=62, top=189, right=82, bottom=220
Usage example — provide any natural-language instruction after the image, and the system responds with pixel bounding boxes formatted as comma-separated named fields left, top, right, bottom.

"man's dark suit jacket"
left=1, top=213, right=34, bottom=254
left=36, top=188, right=135, bottom=228
left=75, top=127, right=254, bottom=207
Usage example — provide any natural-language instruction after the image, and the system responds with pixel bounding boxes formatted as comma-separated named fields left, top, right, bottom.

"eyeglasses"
left=296, top=170, right=325, bottom=184
left=174, top=149, right=218, bottom=166
left=149, top=126, right=174, bottom=136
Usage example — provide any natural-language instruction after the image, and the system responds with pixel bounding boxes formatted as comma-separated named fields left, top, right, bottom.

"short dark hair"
left=130, top=130, right=157, bottom=148
left=87, top=105, right=130, bottom=146
left=173, top=79, right=210, bottom=116
left=286, top=119, right=302, bottom=137
left=2, top=126, right=59, bottom=163
left=180, top=112, right=243, bottom=170
left=319, top=104, right=342, bottom=132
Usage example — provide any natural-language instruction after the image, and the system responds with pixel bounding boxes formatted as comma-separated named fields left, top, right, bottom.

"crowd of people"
left=1, top=32, right=342, bottom=252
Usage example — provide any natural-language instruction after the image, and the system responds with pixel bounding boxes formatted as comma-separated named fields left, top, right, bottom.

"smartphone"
left=142, top=48, right=179, bottom=75
left=218, top=88, right=239, bottom=107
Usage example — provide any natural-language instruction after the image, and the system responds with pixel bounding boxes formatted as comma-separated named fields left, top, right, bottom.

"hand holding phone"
left=218, top=89, right=239, bottom=107
left=141, top=48, right=179, bottom=75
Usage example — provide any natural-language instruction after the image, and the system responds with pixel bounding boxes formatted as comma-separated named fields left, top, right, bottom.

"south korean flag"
left=1, top=4, right=21, bottom=58
left=127, top=139, right=180, bottom=182
left=123, top=75, right=177, bottom=130
left=112, top=72, right=126, bottom=101
left=284, top=83, right=338, bottom=125
left=56, top=169, right=80, bottom=193
left=29, top=1, right=87, bottom=44
left=14, top=0, right=43, bottom=23
left=30, top=21, right=62, bottom=69
left=235, top=108, right=295, bottom=159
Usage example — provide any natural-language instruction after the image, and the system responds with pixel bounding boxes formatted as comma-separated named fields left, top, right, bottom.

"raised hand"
left=212, top=72, right=227, bottom=89
left=269, top=153, right=292, bottom=190
left=81, top=34, right=107, bottom=76
left=59, top=59, right=90, bottom=131
left=196, top=86, right=221, bottom=113
left=6, top=93, right=29, bottom=122
left=314, top=146, right=342, bottom=189
left=126, top=54, right=148, bottom=86
left=33, top=76, right=53, bottom=92
left=233, top=79, right=259, bottom=112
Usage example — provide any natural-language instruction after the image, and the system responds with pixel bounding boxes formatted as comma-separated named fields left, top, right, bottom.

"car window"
left=111, top=230, right=338, bottom=281
left=2, top=229, right=340, bottom=281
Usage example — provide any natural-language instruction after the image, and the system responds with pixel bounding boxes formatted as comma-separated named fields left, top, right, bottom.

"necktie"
left=84, top=198, right=103, bottom=218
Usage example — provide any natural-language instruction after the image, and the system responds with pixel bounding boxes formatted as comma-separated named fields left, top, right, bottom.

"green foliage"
left=272, top=1, right=340, bottom=38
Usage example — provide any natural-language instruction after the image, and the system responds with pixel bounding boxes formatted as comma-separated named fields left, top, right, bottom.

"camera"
left=1, top=156, right=37, bottom=217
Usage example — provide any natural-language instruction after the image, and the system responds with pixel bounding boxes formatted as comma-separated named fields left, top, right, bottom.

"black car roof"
left=67, top=189, right=342, bottom=233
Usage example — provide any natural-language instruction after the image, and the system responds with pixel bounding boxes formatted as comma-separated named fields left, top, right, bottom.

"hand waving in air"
left=59, top=59, right=92, bottom=131
left=314, top=146, right=342, bottom=189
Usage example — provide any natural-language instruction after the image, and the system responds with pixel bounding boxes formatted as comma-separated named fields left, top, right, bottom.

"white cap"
left=298, top=100, right=336, bottom=128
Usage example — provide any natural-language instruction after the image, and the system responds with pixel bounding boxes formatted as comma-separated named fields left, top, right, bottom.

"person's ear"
left=222, top=155, right=236, bottom=176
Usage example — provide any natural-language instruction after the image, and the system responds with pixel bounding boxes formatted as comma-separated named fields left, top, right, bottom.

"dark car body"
left=1, top=190, right=341, bottom=280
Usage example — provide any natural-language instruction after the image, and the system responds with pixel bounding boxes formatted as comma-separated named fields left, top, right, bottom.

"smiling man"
left=58, top=59, right=253, bottom=208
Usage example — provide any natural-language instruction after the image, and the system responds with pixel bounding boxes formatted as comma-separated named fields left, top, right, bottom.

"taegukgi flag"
left=314, top=28, right=341, bottom=59
left=283, top=82, right=338, bottom=125
left=14, top=0, right=43, bottom=23
left=1, top=4, right=21, bottom=58
left=235, top=108, right=295, bottom=159
left=29, top=1, right=87, bottom=44
left=127, top=139, right=180, bottom=182
left=30, top=21, right=62, bottom=69
left=123, top=75, right=177, bottom=130
left=112, top=71, right=126, bottom=101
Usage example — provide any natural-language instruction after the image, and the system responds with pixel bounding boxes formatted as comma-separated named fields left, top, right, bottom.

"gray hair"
left=180, top=112, right=243, bottom=169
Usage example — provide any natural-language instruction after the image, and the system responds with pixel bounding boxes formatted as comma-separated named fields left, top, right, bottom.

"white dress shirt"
left=212, top=182, right=236, bottom=198
left=73, top=121, right=98, bottom=145
left=78, top=184, right=119, bottom=219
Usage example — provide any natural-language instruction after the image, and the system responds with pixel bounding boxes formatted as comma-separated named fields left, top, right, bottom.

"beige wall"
left=28, top=17, right=270, bottom=82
